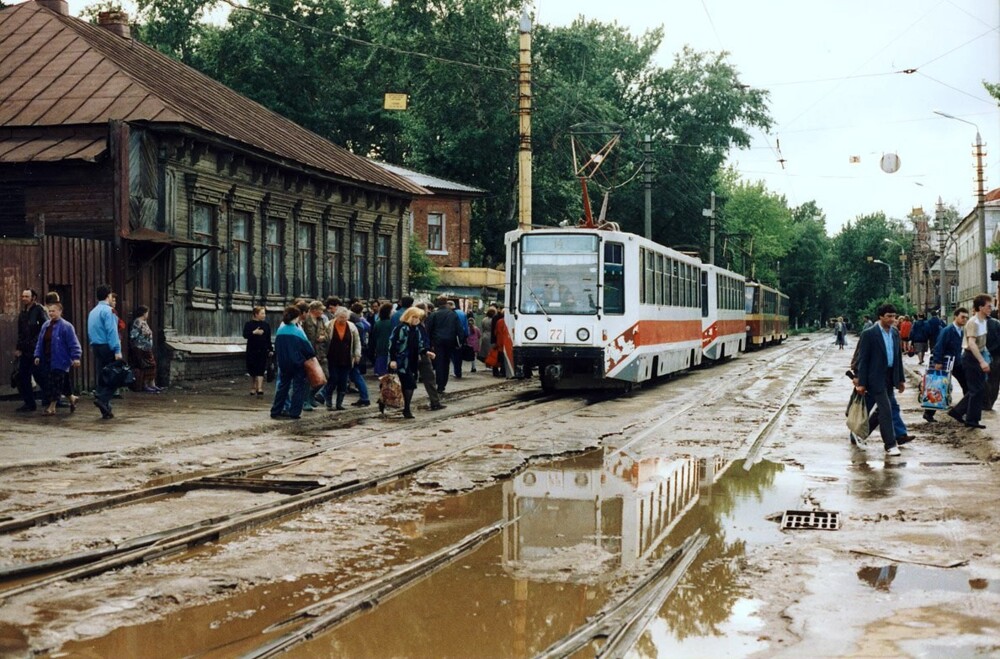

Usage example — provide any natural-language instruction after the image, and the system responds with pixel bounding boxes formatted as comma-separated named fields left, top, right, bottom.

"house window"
left=352, top=231, right=368, bottom=298
left=427, top=213, right=444, bottom=252
left=192, top=203, right=215, bottom=290
left=231, top=211, right=251, bottom=293
left=265, top=218, right=284, bottom=297
left=326, top=227, right=342, bottom=296
left=297, top=223, right=315, bottom=297
left=375, top=234, right=390, bottom=298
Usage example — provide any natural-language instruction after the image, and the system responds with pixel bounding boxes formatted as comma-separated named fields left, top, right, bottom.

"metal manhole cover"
left=781, top=510, right=840, bottom=530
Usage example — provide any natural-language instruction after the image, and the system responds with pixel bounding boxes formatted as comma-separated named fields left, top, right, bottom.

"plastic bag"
left=379, top=374, right=403, bottom=409
left=919, top=368, right=951, bottom=410
left=845, top=391, right=871, bottom=439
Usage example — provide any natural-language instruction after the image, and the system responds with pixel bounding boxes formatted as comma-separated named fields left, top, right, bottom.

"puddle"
left=857, top=564, right=1000, bottom=594
left=51, top=452, right=808, bottom=658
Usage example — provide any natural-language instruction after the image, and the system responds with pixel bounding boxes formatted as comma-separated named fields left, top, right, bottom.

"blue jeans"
left=349, top=365, right=370, bottom=402
left=866, top=388, right=907, bottom=439
left=271, top=366, right=307, bottom=418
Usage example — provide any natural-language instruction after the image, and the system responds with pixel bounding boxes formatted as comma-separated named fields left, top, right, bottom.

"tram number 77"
left=549, top=328, right=564, bottom=343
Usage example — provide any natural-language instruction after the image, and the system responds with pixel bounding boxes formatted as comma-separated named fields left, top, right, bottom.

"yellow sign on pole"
left=384, top=93, right=409, bottom=110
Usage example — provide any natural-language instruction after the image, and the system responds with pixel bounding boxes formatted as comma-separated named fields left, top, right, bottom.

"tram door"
left=701, top=270, right=709, bottom=317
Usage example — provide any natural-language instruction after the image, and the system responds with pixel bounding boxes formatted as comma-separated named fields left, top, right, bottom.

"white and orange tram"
left=700, top=264, right=747, bottom=361
left=503, top=227, right=751, bottom=391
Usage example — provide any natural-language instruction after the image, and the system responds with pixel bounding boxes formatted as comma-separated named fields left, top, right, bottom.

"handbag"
left=101, top=361, right=135, bottom=389
left=845, top=391, right=871, bottom=440
left=303, top=356, right=327, bottom=388
left=460, top=344, right=475, bottom=362
left=484, top=346, right=500, bottom=369
left=265, top=353, right=276, bottom=383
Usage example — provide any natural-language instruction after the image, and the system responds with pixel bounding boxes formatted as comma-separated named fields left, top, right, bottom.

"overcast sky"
left=63, top=0, right=1000, bottom=236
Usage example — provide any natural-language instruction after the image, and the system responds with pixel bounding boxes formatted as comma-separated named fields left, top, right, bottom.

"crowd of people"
left=14, top=285, right=163, bottom=420
left=254, top=294, right=510, bottom=421
left=13, top=285, right=509, bottom=423
left=849, top=296, right=999, bottom=456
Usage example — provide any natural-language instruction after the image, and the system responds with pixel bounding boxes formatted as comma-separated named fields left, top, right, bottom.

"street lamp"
left=882, top=237, right=907, bottom=298
left=933, top=109, right=989, bottom=295
left=870, top=258, right=891, bottom=296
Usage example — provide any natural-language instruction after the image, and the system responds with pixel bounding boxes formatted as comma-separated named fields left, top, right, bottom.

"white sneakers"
left=885, top=446, right=901, bottom=457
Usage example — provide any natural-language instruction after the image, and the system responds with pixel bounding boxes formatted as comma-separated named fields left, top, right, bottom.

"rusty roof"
left=0, top=2, right=425, bottom=196
left=0, top=125, right=106, bottom=162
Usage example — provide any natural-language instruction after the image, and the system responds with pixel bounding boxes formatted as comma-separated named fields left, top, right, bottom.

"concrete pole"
left=936, top=197, right=946, bottom=313
left=703, top=192, right=716, bottom=265
left=643, top=135, right=652, bottom=240
left=517, top=11, right=532, bottom=232
left=974, top=132, right=987, bottom=293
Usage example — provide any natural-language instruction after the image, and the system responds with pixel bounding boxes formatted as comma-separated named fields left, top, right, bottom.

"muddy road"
left=1, top=332, right=998, bottom=658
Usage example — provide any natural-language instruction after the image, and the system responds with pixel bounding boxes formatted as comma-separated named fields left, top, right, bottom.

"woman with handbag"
left=130, top=306, right=162, bottom=393
left=243, top=306, right=272, bottom=396
left=389, top=307, right=434, bottom=419
left=325, top=306, right=361, bottom=411
left=269, top=306, right=315, bottom=420
left=33, top=302, right=82, bottom=416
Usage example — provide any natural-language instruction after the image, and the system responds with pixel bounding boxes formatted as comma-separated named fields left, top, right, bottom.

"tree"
left=408, top=234, right=439, bottom=291
left=715, top=175, right=794, bottom=284
left=781, top=201, right=832, bottom=327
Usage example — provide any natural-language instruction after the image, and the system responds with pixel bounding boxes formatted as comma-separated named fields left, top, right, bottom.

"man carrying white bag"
left=922, top=307, right=969, bottom=423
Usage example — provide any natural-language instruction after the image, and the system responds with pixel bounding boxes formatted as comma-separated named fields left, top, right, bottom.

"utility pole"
left=974, top=132, right=987, bottom=293
left=936, top=197, right=946, bottom=314
left=643, top=135, right=652, bottom=240
left=517, top=11, right=532, bottom=232
left=703, top=191, right=716, bottom=265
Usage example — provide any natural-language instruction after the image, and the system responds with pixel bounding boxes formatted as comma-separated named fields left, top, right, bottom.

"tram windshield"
left=518, top=234, right=599, bottom=315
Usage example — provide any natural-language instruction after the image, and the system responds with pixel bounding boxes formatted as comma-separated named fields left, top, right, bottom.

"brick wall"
left=410, top=196, right=472, bottom=267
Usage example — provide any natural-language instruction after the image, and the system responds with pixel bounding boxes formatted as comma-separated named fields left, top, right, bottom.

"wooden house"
left=0, top=0, right=424, bottom=386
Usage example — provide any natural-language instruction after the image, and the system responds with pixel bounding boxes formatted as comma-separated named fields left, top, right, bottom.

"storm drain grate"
left=780, top=510, right=841, bottom=531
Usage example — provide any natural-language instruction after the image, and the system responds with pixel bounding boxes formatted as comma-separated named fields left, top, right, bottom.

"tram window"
left=603, top=241, right=624, bottom=314
left=671, top=260, right=679, bottom=307
left=640, top=249, right=648, bottom=304
left=517, top=234, right=599, bottom=315
left=652, top=253, right=661, bottom=305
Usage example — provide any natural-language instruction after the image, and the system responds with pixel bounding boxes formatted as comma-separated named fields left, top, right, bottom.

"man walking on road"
left=87, top=284, right=123, bottom=419
left=983, top=310, right=999, bottom=411
left=425, top=295, right=463, bottom=395
left=923, top=307, right=969, bottom=423
left=949, top=294, right=993, bottom=429
left=855, top=303, right=906, bottom=456
left=14, top=289, right=46, bottom=412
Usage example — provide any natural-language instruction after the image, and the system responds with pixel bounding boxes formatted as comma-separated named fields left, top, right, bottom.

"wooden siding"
left=0, top=239, right=44, bottom=382
left=44, top=235, right=112, bottom=391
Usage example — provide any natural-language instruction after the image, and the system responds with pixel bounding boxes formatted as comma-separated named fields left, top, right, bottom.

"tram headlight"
left=576, top=327, right=590, bottom=342
left=525, top=326, right=538, bottom=341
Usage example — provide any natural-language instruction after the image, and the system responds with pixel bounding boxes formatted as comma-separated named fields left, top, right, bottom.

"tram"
left=744, top=281, right=789, bottom=347
left=503, top=227, right=756, bottom=391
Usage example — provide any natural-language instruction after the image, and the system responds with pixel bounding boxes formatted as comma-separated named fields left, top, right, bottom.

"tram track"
left=3, top=337, right=828, bottom=656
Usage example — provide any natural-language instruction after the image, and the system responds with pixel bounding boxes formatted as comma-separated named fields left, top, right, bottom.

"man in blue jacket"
left=855, top=303, right=906, bottom=456
left=87, top=284, right=122, bottom=419
left=923, top=307, right=969, bottom=423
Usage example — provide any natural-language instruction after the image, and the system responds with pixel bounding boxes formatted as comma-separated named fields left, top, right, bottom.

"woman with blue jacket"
left=33, top=302, right=82, bottom=415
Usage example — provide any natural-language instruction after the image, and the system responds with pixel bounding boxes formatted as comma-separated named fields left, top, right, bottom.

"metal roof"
left=0, top=126, right=106, bottom=162
left=373, top=161, right=485, bottom=196
left=0, top=2, right=425, bottom=196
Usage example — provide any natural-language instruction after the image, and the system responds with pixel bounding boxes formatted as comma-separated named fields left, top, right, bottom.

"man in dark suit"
left=855, top=303, right=906, bottom=456
left=923, top=307, right=969, bottom=422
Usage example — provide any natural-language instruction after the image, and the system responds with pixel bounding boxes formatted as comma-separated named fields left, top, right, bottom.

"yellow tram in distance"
left=744, top=281, right=789, bottom=347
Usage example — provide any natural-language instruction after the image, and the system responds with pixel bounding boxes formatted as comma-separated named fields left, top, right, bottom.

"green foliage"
left=716, top=176, right=794, bottom=284
left=781, top=201, right=832, bottom=326
left=95, top=0, right=774, bottom=265
left=407, top=234, right=439, bottom=291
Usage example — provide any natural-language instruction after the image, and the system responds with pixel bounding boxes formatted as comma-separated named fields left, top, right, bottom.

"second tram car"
left=744, top=281, right=790, bottom=347
left=700, top=264, right=747, bottom=361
